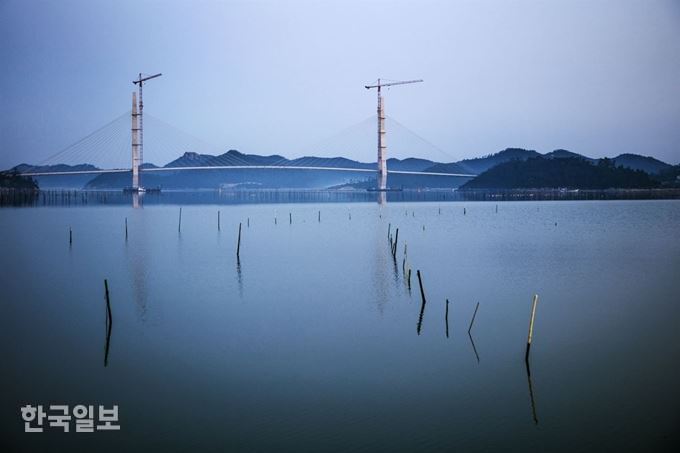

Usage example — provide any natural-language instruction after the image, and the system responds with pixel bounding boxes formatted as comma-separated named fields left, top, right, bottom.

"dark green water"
left=1, top=199, right=679, bottom=451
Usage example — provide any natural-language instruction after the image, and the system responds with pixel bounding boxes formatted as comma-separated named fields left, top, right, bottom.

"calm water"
left=2, top=199, right=679, bottom=451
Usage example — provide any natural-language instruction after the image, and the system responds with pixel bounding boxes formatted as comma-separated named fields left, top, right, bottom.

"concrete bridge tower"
left=131, top=92, right=141, bottom=190
left=377, top=89, right=387, bottom=190
left=365, top=78, right=422, bottom=191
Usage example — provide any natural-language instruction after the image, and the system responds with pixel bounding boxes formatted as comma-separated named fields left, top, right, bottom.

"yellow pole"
left=525, top=294, right=539, bottom=362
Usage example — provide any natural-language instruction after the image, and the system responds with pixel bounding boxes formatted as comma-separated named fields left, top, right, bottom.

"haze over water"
left=2, top=199, right=679, bottom=451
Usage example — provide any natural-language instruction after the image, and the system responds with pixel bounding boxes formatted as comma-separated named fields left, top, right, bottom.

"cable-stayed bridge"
left=17, top=77, right=477, bottom=189
left=18, top=112, right=476, bottom=179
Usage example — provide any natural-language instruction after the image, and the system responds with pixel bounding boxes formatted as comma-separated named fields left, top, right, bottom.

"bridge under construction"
left=19, top=74, right=477, bottom=189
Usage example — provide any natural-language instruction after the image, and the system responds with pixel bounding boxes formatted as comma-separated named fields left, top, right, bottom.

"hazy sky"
left=1, top=0, right=679, bottom=168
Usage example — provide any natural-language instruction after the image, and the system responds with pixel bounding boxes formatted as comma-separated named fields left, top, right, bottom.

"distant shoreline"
left=2, top=187, right=680, bottom=208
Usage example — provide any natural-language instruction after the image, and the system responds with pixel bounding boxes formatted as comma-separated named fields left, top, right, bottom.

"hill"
left=460, top=157, right=659, bottom=190
left=7, top=148, right=674, bottom=190
left=544, top=149, right=595, bottom=162
left=84, top=152, right=443, bottom=189
left=425, top=148, right=540, bottom=174
left=611, top=153, right=671, bottom=174
left=10, top=163, right=100, bottom=189
left=0, top=171, right=39, bottom=189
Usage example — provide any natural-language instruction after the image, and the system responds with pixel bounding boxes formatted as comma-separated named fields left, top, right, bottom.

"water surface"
left=2, top=200, right=679, bottom=451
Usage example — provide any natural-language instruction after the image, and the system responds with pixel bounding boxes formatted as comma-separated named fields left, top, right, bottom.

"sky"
left=1, top=0, right=679, bottom=169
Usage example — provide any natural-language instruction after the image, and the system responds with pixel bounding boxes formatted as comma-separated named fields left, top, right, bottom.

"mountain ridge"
left=9, top=148, right=675, bottom=190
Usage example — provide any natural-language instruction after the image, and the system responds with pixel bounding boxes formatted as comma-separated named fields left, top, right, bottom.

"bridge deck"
left=20, top=165, right=476, bottom=178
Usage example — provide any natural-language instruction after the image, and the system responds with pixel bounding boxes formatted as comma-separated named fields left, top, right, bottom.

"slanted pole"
left=525, top=294, right=539, bottom=362
left=236, top=222, right=242, bottom=258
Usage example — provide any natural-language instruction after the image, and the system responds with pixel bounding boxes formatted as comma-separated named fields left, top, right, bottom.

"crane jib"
left=364, top=79, right=423, bottom=89
left=133, top=73, right=163, bottom=85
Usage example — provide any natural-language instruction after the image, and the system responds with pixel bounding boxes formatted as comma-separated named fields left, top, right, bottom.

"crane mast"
left=365, top=78, right=423, bottom=191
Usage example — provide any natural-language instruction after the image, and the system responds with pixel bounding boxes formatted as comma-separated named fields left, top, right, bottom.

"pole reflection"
left=525, top=360, right=539, bottom=424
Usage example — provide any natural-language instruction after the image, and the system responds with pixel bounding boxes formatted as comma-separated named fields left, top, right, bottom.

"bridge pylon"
left=130, top=72, right=162, bottom=192
left=377, top=92, right=387, bottom=190
left=365, top=78, right=423, bottom=191
left=131, top=92, right=141, bottom=190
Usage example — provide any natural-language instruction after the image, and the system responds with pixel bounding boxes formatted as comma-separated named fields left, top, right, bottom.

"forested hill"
left=0, top=171, right=38, bottom=189
left=460, top=157, right=659, bottom=190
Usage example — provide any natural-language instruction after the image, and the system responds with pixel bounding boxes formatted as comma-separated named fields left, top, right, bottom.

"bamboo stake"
left=125, top=217, right=128, bottom=240
left=445, top=299, right=450, bottom=338
left=69, top=227, right=72, bottom=245
left=104, top=279, right=112, bottom=367
left=468, top=302, right=480, bottom=333
left=236, top=222, right=242, bottom=258
left=218, top=211, right=221, bottom=231
left=525, top=294, right=539, bottom=362
left=178, top=207, right=182, bottom=232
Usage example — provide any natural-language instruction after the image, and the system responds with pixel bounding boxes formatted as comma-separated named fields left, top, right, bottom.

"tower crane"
left=365, top=78, right=423, bottom=191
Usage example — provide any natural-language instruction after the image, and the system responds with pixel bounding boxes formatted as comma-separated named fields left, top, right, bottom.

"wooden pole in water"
left=416, top=270, right=427, bottom=335
left=247, top=217, right=250, bottom=228
left=392, top=228, right=399, bottom=258
left=69, top=227, right=72, bottom=245
left=125, top=217, right=128, bottom=240
left=318, top=210, right=321, bottom=222
left=178, top=207, right=182, bottom=232
left=289, top=212, right=292, bottom=224
left=236, top=222, right=242, bottom=258
left=218, top=211, right=221, bottom=231
left=525, top=294, right=539, bottom=362
left=388, top=223, right=391, bottom=240
left=468, top=301, right=479, bottom=333
left=104, top=279, right=112, bottom=327
left=104, top=278, right=112, bottom=367
left=445, top=299, right=450, bottom=338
